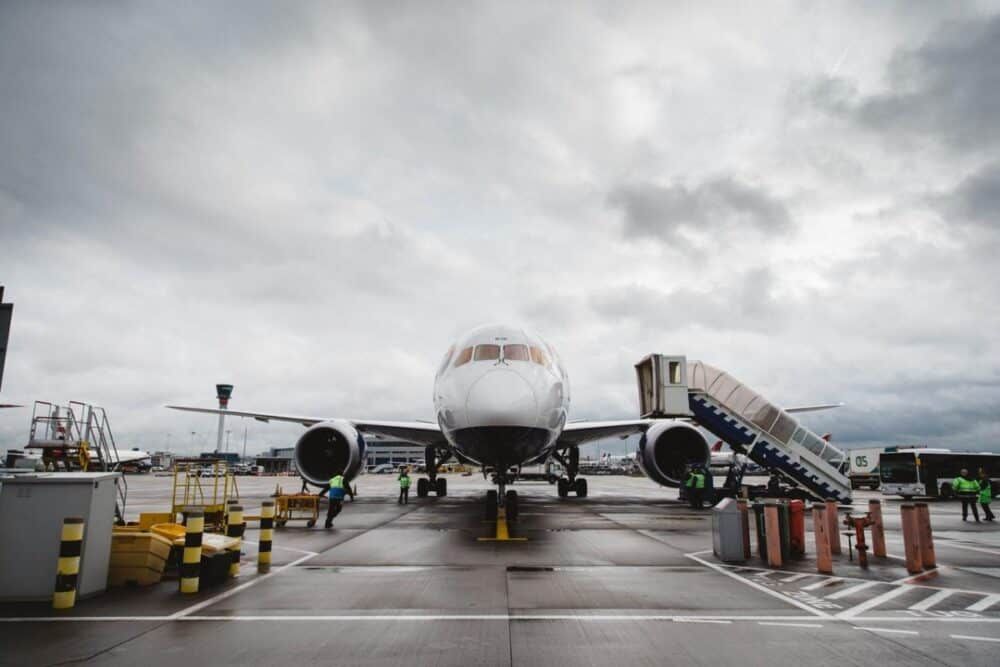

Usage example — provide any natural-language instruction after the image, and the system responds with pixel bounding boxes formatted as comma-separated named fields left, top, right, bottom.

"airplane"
left=169, top=323, right=835, bottom=520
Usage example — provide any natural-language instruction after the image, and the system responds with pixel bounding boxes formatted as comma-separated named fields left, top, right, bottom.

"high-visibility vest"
left=399, top=475, right=411, bottom=489
left=980, top=481, right=994, bottom=504
left=328, top=475, right=345, bottom=499
left=953, top=477, right=980, bottom=494
left=686, top=473, right=705, bottom=489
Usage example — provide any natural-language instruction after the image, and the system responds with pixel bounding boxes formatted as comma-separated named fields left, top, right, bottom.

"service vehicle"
left=880, top=448, right=1000, bottom=498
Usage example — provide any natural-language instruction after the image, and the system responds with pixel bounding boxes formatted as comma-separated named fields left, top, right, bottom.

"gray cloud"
left=607, top=177, right=792, bottom=247
left=807, top=14, right=1000, bottom=151
left=935, top=162, right=1000, bottom=229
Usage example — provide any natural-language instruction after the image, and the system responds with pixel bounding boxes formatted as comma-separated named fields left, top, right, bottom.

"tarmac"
left=2, top=473, right=1000, bottom=666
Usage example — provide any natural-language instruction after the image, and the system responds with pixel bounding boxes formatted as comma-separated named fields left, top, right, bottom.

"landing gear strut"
left=417, top=446, right=448, bottom=498
left=484, top=470, right=519, bottom=522
left=554, top=447, right=588, bottom=498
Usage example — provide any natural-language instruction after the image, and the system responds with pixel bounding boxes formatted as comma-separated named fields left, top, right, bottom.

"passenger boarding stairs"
left=27, top=400, right=128, bottom=522
left=636, top=356, right=853, bottom=503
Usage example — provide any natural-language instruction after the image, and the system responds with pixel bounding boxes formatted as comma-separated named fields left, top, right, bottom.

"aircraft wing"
left=785, top=403, right=843, bottom=414
left=0, top=404, right=22, bottom=408
left=557, top=420, right=653, bottom=446
left=166, top=406, right=445, bottom=447
left=116, top=450, right=151, bottom=464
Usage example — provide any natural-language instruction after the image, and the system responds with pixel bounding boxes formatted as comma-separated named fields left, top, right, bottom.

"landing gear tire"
left=574, top=478, right=588, bottom=498
left=485, top=490, right=499, bottom=521
left=417, top=478, right=429, bottom=498
left=557, top=478, right=569, bottom=498
left=435, top=477, right=447, bottom=497
left=505, top=490, right=519, bottom=521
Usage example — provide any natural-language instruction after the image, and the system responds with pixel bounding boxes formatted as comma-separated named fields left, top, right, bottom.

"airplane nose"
left=465, top=369, right=538, bottom=427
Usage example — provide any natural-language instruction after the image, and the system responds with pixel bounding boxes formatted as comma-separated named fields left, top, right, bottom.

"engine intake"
left=637, top=421, right=710, bottom=487
left=294, top=420, right=365, bottom=486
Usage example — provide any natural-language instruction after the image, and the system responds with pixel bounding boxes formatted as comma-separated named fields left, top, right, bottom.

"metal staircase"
left=27, top=400, right=128, bottom=522
left=685, top=361, right=852, bottom=502
left=635, top=355, right=852, bottom=502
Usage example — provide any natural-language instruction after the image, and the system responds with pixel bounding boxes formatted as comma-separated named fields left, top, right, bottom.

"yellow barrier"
left=53, top=517, right=85, bottom=609
left=259, top=501, right=275, bottom=573
left=226, top=505, right=244, bottom=578
left=180, top=511, right=204, bottom=594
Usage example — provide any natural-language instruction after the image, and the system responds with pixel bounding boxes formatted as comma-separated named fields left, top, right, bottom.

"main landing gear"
left=484, top=471, right=519, bottom=522
left=416, top=446, right=448, bottom=498
left=553, top=447, right=588, bottom=498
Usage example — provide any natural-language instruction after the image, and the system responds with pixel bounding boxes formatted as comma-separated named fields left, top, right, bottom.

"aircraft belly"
left=447, top=426, right=553, bottom=469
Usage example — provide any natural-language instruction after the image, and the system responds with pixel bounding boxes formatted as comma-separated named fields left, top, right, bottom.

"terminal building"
left=254, top=440, right=426, bottom=475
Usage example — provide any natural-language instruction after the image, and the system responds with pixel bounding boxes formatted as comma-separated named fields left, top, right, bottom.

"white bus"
left=880, top=448, right=1000, bottom=499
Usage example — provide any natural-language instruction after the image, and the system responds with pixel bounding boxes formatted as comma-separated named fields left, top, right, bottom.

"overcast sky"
left=2, top=1, right=999, bottom=457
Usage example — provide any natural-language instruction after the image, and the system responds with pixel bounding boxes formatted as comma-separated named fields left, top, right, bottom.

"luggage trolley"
left=275, top=493, right=319, bottom=528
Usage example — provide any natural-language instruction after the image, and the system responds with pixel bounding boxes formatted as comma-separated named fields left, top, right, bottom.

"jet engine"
left=636, top=421, right=710, bottom=487
left=293, top=420, right=366, bottom=486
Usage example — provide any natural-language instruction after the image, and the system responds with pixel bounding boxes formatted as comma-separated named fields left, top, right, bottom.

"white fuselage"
left=432, top=324, right=569, bottom=470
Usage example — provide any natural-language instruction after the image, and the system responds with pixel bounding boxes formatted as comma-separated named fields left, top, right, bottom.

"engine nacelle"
left=637, top=421, right=710, bottom=487
left=294, top=420, right=366, bottom=486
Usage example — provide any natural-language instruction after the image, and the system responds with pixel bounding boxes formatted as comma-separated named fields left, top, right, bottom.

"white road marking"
left=674, top=618, right=732, bottom=624
left=949, top=634, right=1000, bottom=643
left=967, top=594, right=1000, bottom=612
left=170, top=551, right=318, bottom=619
left=826, top=581, right=882, bottom=600
left=240, top=539, right=320, bottom=556
left=855, top=627, right=919, bottom=635
left=802, top=577, right=843, bottom=591
left=758, top=621, right=824, bottom=628
left=838, top=586, right=913, bottom=618
left=780, top=573, right=814, bottom=583
left=685, top=552, right=832, bottom=618
left=908, top=589, right=954, bottom=611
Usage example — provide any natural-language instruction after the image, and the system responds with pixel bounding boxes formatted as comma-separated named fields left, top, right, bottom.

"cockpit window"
left=529, top=346, right=549, bottom=367
left=453, top=346, right=473, bottom=367
left=503, top=344, right=529, bottom=362
left=473, top=344, right=501, bottom=361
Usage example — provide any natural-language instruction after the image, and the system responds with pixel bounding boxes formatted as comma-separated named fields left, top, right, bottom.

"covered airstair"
left=636, top=356, right=852, bottom=502
left=26, top=400, right=128, bottom=522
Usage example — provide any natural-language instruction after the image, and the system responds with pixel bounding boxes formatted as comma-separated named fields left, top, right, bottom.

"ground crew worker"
left=398, top=467, right=412, bottom=505
left=978, top=469, right=995, bottom=522
left=952, top=468, right=981, bottom=522
left=684, top=465, right=707, bottom=509
left=324, top=473, right=346, bottom=528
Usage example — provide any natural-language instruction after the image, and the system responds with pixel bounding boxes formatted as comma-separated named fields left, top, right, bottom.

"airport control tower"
left=215, top=383, right=233, bottom=453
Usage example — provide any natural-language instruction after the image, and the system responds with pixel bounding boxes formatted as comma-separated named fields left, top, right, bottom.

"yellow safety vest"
left=329, top=475, right=344, bottom=489
left=686, top=473, right=705, bottom=489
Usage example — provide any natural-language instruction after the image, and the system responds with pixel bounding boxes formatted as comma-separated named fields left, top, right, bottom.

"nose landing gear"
left=484, top=471, right=519, bottom=521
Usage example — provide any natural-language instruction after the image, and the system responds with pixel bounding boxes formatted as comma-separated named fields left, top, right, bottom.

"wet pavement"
left=1, top=474, right=999, bottom=665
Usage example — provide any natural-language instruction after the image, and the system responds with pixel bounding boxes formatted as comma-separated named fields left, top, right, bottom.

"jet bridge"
left=635, top=355, right=852, bottom=502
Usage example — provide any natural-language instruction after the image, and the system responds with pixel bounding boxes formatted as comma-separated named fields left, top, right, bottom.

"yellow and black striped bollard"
left=258, top=501, right=275, bottom=573
left=227, top=505, right=244, bottom=577
left=180, top=510, right=204, bottom=594
left=53, top=517, right=85, bottom=609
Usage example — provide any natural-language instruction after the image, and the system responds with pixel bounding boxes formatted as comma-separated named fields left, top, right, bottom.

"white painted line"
left=826, top=581, right=882, bottom=600
left=855, top=627, right=919, bottom=635
left=803, top=577, right=843, bottom=591
left=908, top=589, right=954, bottom=611
left=674, top=618, right=732, bottom=624
left=685, top=552, right=832, bottom=618
left=759, top=622, right=824, bottom=628
left=838, top=586, right=913, bottom=618
left=949, top=634, right=1000, bottom=643
left=170, top=551, right=318, bottom=619
left=967, top=594, right=1000, bottom=612
left=780, top=573, right=814, bottom=583
left=240, top=539, right=320, bottom=556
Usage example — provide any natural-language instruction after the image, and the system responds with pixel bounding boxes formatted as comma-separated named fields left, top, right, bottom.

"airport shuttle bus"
left=880, top=448, right=1000, bottom=499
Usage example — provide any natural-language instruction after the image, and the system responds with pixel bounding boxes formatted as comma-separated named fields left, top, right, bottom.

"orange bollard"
left=915, top=503, right=936, bottom=569
left=764, top=503, right=783, bottom=567
left=788, top=500, right=805, bottom=557
left=737, top=500, right=751, bottom=560
left=825, top=500, right=841, bottom=555
left=813, top=504, right=833, bottom=575
left=900, top=504, right=923, bottom=574
left=868, top=499, right=886, bottom=558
